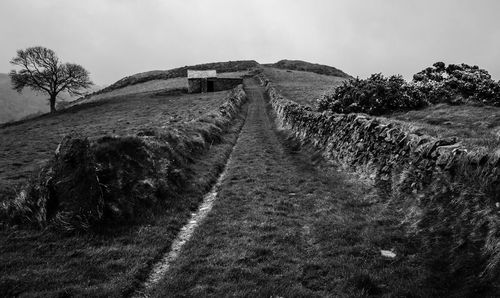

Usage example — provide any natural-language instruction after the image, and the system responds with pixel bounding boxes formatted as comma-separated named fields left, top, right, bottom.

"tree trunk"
left=49, top=95, right=56, bottom=113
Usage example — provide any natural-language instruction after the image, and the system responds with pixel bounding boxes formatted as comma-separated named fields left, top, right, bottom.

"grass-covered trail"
left=150, top=79, right=429, bottom=297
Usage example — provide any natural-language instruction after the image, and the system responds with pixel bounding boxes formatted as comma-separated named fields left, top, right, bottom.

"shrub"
left=318, top=63, right=500, bottom=116
left=413, top=62, right=500, bottom=105
left=318, top=73, right=427, bottom=115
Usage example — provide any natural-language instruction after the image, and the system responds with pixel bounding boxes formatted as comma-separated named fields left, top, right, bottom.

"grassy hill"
left=77, top=60, right=352, bottom=108
left=0, top=89, right=232, bottom=196
left=262, top=67, right=349, bottom=107
left=74, top=71, right=250, bottom=107
left=266, top=59, right=352, bottom=79
left=92, top=60, right=259, bottom=96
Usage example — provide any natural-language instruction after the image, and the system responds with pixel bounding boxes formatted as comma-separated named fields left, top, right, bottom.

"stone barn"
left=187, top=70, right=243, bottom=93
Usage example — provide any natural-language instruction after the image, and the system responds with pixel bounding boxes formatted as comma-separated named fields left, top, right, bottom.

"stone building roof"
left=187, top=70, right=217, bottom=79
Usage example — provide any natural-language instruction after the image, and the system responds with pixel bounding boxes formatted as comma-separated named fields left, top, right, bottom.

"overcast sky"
left=0, top=0, right=499, bottom=85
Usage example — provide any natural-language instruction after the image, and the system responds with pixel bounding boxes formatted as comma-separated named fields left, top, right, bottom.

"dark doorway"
left=207, top=80, right=214, bottom=92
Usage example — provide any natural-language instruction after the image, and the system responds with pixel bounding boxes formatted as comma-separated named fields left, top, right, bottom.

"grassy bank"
left=0, top=90, right=230, bottom=202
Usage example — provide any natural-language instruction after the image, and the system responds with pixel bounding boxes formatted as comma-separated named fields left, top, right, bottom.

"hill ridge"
left=269, top=59, right=352, bottom=78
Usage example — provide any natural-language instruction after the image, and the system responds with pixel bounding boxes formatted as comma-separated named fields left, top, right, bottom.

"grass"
left=150, top=79, right=434, bottom=297
left=80, top=77, right=187, bottom=103
left=0, top=98, right=249, bottom=296
left=262, top=67, right=347, bottom=108
left=386, top=103, right=500, bottom=152
left=268, top=59, right=351, bottom=78
left=98, top=60, right=258, bottom=94
left=0, top=90, right=231, bottom=201
left=78, top=71, right=249, bottom=105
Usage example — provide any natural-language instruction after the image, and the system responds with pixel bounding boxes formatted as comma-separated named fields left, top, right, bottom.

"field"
left=387, top=103, right=500, bottom=152
left=0, top=81, right=249, bottom=296
left=262, top=67, right=347, bottom=107
left=0, top=90, right=230, bottom=199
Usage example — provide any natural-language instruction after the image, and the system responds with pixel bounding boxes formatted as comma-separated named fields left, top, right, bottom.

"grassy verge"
left=0, top=100, right=249, bottom=297
left=387, top=103, right=500, bottom=152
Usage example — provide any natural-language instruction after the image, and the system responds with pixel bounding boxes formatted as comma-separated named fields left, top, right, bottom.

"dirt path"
left=147, top=79, right=428, bottom=297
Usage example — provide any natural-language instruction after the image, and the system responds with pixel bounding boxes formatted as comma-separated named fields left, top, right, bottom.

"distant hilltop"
left=93, top=60, right=351, bottom=96
left=265, top=59, right=352, bottom=79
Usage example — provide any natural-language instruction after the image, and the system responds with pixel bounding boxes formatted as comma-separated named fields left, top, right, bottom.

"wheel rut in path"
left=147, top=78, right=421, bottom=297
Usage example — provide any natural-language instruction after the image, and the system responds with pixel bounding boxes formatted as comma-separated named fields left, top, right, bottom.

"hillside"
left=79, top=60, right=350, bottom=109
left=0, top=73, right=52, bottom=123
left=262, top=67, right=348, bottom=107
left=0, top=89, right=232, bottom=195
left=73, top=71, right=250, bottom=107
left=92, top=60, right=259, bottom=95
left=0, top=73, right=101, bottom=124
left=267, top=59, right=352, bottom=79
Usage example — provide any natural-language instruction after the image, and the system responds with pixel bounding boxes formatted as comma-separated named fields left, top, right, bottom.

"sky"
left=0, top=0, right=499, bottom=85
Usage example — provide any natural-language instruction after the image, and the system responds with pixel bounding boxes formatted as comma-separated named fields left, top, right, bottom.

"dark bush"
left=318, top=63, right=500, bottom=116
left=318, top=73, right=427, bottom=115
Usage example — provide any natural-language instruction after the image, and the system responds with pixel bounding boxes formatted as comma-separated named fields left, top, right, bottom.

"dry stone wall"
left=257, top=73, right=500, bottom=291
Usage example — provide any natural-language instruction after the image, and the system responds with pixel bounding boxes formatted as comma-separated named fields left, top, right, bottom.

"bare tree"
left=9, top=46, right=93, bottom=113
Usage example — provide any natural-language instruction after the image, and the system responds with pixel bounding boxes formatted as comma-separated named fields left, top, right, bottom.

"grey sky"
left=1, top=0, right=499, bottom=85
